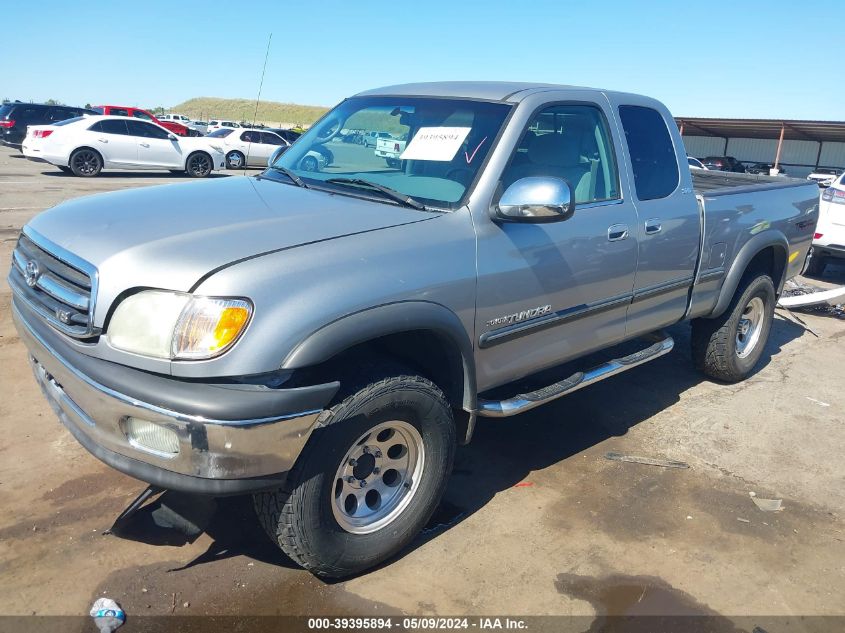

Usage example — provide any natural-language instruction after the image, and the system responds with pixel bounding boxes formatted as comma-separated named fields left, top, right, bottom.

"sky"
left=4, top=0, right=843, bottom=121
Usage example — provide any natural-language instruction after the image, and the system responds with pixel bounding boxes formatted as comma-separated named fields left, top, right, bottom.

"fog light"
left=123, top=417, right=180, bottom=456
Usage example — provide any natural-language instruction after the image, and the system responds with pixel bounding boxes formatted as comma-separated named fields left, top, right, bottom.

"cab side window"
left=618, top=105, right=679, bottom=201
left=502, top=104, right=619, bottom=204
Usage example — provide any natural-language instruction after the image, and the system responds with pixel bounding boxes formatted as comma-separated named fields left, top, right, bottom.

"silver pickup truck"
left=9, top=82, right=818, bottom=578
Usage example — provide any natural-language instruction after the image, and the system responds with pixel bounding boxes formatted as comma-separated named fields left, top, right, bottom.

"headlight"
left=107, top=290, right=252, bottom=360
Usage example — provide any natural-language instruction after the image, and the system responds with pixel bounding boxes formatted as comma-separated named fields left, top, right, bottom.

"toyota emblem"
left=24, top=260, right=40, bottom=288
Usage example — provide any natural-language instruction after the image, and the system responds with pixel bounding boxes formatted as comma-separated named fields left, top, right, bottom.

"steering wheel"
left=313, top=115, right=342, bottom=143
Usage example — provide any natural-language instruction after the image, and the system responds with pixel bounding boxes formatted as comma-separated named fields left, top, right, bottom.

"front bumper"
left=13, top=301, right=336, bottom=495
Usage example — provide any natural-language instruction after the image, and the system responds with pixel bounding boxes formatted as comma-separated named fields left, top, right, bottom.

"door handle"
left=97, top=138, right=108, bottom=143
left=139, top=142, right=150, bottom=148
left=607, top=224, right=629, bottom=242
left=645, top=219, right=662, bottom=235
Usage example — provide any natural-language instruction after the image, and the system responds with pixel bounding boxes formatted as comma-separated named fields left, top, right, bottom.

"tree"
left=44, top=98, right=64, bottom=105
left=84, top=103, right=92, bottom=109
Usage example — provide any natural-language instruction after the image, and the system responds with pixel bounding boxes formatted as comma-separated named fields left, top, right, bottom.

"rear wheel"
left=69, top=148, right=102, bottom=177
left=691, top=273, right=776, bottom=382
left=225, top=150, right=245, bottom=169
left=185, top=152, right=213, bottom=178
left=253, top=374, right=455, bottom=578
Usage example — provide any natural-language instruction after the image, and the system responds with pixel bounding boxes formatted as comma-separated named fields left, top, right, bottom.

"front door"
left=473, top=101, right=640, bottom=391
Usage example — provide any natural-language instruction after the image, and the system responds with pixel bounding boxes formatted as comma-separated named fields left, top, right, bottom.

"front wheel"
left=253, top=374, right=455, bottom=578
left=185, top=152, right=213, bottom=178
left=691, top=273, right=776, bottom=382
left=225, top=150, right=245, bottom=169
left=300, top=155, right=318, bottom=172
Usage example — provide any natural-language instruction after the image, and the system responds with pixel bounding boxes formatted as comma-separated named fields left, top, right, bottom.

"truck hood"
left=27, top=176, right=436, bottom=317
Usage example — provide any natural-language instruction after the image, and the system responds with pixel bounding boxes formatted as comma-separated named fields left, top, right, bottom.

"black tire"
left=691, top=273, right=776, bottom=382
left=253, top=374, right=456, bottom=578
left=300, top=155, right=318, bottom=172
left=803, top=248, right=826, bottom=277
left=69, top=148, right=102, bottom=177
left=185, top=151, right=213, bottom=178
left=225, top=150, right=245, bottom=170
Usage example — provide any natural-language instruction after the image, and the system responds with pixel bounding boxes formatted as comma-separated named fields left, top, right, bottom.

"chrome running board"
left=476, top=331, right=674, bottom=418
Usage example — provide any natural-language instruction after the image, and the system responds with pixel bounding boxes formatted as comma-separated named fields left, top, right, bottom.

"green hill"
left=170, top=97, right=329, bottom=127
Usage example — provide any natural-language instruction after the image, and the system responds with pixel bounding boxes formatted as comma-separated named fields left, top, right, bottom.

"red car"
left=91, top=105, right=193, bottom=136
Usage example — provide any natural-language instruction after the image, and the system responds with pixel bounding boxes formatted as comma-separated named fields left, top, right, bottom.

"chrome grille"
left=8, top=228, right=98, bottom=338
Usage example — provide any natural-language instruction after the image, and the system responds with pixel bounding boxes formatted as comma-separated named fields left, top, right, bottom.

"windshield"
left=266, top=96, right=512, bottom=209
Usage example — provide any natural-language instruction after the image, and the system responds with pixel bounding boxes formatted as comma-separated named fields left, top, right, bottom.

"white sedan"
left=22, top=115, right=226, bottom=177
left=203, top=128, right=289, bottom=168
left=201, top=128, right=328, bottom=171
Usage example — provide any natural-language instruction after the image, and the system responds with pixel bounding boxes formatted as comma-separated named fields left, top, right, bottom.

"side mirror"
left=495, top=177, right=575, bottom=223
left=268, top=146, right=286, bottom=167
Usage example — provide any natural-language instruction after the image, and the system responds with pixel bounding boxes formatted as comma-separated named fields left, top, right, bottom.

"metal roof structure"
left=675, top=117, right=845, bottom=143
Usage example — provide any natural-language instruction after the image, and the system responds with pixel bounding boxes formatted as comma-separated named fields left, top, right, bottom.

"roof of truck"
left=355, top=81, right=601, bottom=102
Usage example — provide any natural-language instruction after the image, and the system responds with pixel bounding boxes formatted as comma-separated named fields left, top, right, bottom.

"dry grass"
left=171, top=97, right=329, bottom=127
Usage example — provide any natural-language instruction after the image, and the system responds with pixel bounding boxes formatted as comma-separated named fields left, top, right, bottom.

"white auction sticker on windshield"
left=400, top=127, right=471, bottom=161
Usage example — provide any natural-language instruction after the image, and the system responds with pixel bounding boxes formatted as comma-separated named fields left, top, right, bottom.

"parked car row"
left=21, top=115, right=226, bottom=177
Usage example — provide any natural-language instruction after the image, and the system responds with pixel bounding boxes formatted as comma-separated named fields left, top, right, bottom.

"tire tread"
left=253, top=374, right=450, bottom=577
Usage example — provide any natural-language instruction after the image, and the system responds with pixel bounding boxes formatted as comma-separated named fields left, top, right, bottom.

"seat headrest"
left=528, top=133, right=581, bottom=167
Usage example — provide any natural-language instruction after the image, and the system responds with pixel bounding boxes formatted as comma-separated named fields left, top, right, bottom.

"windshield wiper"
left=325, top=178, right=426, bottom=211
left=269, top=165, right=308, bottom=188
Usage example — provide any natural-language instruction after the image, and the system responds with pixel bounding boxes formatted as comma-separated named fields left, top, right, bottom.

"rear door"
left=86, top=119, right=138, bottom=165
left=126, top=120, right=181, bottom=168
left=607, top=98, right=701, bottom=336
left=255, top=131, right=286, bottom=165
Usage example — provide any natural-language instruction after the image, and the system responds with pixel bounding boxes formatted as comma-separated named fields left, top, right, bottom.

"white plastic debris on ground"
left=777, top=279, right=845, bottom=316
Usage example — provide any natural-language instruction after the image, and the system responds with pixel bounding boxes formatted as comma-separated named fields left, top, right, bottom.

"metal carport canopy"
left=675, top=117, right=845, bottom=143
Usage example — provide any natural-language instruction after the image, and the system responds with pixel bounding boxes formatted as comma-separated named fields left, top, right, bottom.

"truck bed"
left=691, top=170, right=811, bottom=195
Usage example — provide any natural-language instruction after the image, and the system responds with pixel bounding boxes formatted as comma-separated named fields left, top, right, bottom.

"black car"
left=746, top=162, right=787, bottom=176
left=0, top=102, right=98, bottom=148
left=701, top=156, right=747, bottom=173
left=267, top=127, right=302, bottom=144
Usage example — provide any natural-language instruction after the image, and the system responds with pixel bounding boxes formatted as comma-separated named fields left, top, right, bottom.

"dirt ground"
left=0, top=145, right=843, bottom=630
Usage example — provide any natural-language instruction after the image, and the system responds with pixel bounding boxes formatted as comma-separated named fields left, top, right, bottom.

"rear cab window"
left=618, top=105, right=679, bottom=200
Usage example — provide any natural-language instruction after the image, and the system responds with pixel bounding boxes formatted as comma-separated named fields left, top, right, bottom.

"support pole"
left=679, top=122, right=685, bottom=136
left=774, top=124, right=785, bottom=169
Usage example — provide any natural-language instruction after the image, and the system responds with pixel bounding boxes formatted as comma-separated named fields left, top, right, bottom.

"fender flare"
left=281, top=301, right=477, bottom=412
left=709, top=230, right=789, bottom=318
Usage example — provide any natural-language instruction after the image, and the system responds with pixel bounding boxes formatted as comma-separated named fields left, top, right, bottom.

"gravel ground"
left=0, top=145, right=842, bottom=631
